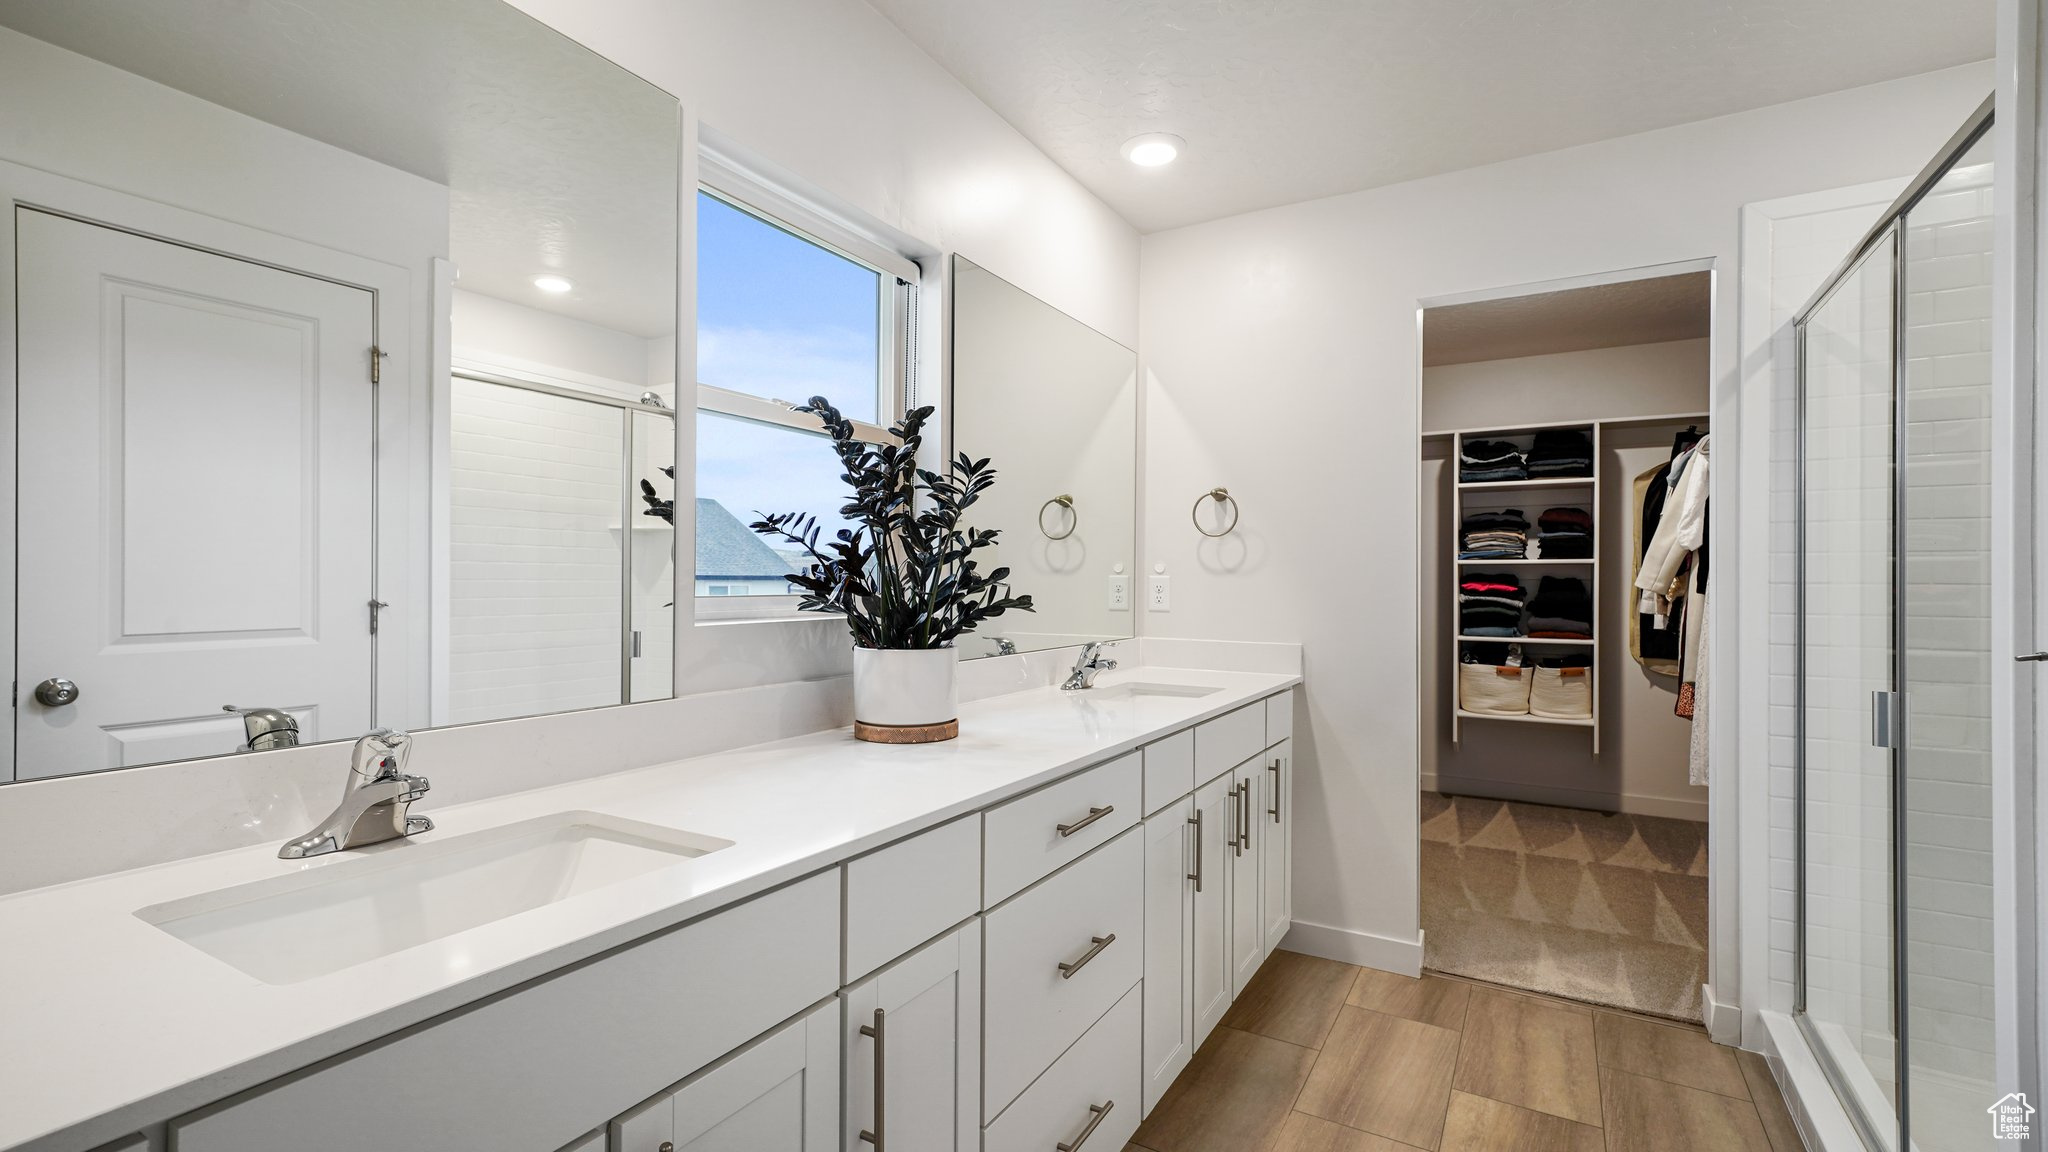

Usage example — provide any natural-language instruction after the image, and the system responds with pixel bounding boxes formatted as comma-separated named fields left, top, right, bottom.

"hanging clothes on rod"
left=1634, top=432, right=1713, bottom=783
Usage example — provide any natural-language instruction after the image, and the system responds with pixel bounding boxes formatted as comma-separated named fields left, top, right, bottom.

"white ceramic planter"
left=852, top=647, right=959, bottom=742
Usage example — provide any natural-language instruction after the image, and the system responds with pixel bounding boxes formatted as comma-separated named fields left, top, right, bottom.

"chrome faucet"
left=989, top=634, right=1019, bottom=656
left=1062, top=642, right=1119, bottom=691
left=278, top=728, right=433, bottom=859
left=224, top=704, right=299, bottom=752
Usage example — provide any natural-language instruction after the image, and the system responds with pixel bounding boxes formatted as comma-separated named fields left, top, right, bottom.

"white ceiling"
left=867, top=0, right=1994, bottom=232
left=0, top=0, right=679, bottom=338
left=1424, top=272, right=1711, bottom=366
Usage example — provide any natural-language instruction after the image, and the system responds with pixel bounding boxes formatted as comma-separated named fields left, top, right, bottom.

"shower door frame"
left=1791, top=96, right=1995, bottom=1152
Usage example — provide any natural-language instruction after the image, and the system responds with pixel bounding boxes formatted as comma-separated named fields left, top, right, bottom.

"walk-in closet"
left=1417, top=270, right=1716, bottom=1021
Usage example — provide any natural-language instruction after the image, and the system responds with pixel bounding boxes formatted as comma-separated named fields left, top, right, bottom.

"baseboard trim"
left=1701, top=982, right=1740, bottom=1045
left=1282, top=919, right=1424, bottom=977
left=1421, top=772, right=1709, bottom=823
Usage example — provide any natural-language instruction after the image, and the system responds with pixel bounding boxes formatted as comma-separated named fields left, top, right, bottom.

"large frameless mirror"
left=949, top=256, right=1137, bottom=658
left=0, top=0, right=680, bottom=782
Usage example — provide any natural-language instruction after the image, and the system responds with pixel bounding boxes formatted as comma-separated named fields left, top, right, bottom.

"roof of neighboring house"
left=695, top=498, right=798, bottom=581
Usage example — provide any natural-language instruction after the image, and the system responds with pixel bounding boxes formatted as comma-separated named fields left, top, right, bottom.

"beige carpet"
left=1419, top=793, right=1709, bottom=1021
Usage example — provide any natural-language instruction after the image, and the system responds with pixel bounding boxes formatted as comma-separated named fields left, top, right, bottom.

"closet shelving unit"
left=1450, top=420, right=1601, bottom=750
left=1439, top=411, right=1710, bottom=756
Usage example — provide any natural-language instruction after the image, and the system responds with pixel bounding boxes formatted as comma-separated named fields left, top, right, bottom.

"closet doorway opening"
left=1417, top=265, right=1717, bottom=1022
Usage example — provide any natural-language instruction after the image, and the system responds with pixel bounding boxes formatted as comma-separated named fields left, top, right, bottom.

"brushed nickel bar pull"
left=1237, top=782, right=1251, bottom=852
left=1056, top=1100, right=1115, bottom=1151
left=1268, top=759, right=1281, bottom=823
left=858, top=1007, right=885, bottom=1148
left=1187, top=811, right=1202, bottom=892
left=1226, top=783, right=1239, bottom=857
left=1057, top=804, right=1114, bottom=838
left=1058, top=933, right=1116, bottom=979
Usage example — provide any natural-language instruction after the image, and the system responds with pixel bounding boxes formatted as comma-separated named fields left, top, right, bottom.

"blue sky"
left=695, top=192, right=877, bottom=583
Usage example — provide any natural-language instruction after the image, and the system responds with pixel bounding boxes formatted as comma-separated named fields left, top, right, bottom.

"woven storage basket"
left=1529, top=665, right=1592, bottom=719
left=1458, top=662, right=1530, bottom=715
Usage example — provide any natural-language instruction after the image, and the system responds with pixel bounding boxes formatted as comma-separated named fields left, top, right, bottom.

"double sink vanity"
left=0, top=667, right=1299, bottom=1152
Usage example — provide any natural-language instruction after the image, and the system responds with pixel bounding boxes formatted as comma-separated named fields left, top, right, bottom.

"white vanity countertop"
left=0, top=665, right=1296, bottom=1152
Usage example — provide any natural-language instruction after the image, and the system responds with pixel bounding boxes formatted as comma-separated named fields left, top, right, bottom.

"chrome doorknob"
left=33, top=678, right=79, bottom=707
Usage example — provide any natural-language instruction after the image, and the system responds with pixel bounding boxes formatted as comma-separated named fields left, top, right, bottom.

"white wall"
left=1419, top=341, right=1709, bottom=821
left=1139, top=62, right=1993, bottom=981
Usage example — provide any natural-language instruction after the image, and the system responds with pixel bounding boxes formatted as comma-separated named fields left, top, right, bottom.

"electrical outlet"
left=1147, top=575, right=1172, bottom=612
left=1107, top=576, right=1130, bottom=610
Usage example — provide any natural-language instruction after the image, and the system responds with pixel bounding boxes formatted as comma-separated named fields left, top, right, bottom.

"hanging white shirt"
left=1636, top=435, right=1710, bottom=617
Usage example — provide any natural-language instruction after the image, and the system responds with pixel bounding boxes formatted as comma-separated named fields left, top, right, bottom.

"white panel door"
left=1261, top=740, right=1293, bottom=955
left=1141, top=800, right=1195, bottom=1116
left=15, top=209, right=377, bottom=776
left=1229, top=764, right=1265, bottom=998
left=843, top=925, right=979, bottom=1152
left=1191, top=770, right=1234, bottom=1044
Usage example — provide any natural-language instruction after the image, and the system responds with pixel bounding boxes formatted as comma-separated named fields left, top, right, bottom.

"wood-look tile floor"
left=1128, top=952, right=1805, bottom=1152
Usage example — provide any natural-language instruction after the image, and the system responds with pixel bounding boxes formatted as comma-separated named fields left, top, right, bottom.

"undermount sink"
left=1085, top=682, right=1224, bottom=700
left=136, top=811, right=732, bottom=985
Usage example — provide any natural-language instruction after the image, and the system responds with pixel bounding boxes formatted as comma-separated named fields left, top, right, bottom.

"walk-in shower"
left=1794, top=99, right=1996, bottom=1150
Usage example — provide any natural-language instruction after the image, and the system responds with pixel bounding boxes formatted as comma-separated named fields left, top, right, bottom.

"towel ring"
left=1038, top=494, right=1077, bottom=540
left=1192, top=487, right=1239, bottom=538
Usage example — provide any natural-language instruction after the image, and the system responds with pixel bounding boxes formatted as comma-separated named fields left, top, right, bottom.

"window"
left=694, top=172, right=919, bottom=619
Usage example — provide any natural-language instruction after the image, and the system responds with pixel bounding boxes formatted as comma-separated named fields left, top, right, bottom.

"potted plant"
left=751, top=397, right=1033, bottom=743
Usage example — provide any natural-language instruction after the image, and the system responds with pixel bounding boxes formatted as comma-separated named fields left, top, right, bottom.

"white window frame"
left=693, top=155, right=922, bottom=622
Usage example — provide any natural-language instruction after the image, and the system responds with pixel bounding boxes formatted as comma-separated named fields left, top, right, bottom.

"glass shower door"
left=1796, top=104, right=1997, bottom=1152
left=1798, top=228, right=1901, bottom=1152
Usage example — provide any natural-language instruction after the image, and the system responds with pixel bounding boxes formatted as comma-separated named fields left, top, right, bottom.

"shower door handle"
left=1870, top=690, right=1901, bottom=749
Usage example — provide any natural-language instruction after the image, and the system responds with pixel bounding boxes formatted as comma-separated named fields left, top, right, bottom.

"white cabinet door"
left=1190, top=771, right=1234, bottom=1045
left=1228, top=763, right=1265, bottom=999
left=612, top=998, right=841, bottom=1152
left=1140, top=799, right=1195, bottom=1116
left=1260, top=740, right=1293, bottom=956
left=843, top=926, right=979, bottom=1152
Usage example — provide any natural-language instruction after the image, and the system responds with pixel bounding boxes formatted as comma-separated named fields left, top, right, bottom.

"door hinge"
left=369, top=599, right=388, bottom=634
left=370, top=346, right=387, bottom=385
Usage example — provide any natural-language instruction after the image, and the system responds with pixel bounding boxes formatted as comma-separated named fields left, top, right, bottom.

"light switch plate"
left=1108, top=576, right=1130, bottom=610
left=1147, top=575, right=1171, bottom=612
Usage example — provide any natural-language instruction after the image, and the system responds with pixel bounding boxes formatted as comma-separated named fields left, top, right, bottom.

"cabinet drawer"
left=171, top=870, right=842, bottom=1152
left=845, top=813, right=979, bottom=982
left=983, top=753, right=1141, bottom=907
left=1141, top=730, right=1195, bottom=814
left=983, top=826, right=1143, bottom=1118
left=1265, top=690, right=1293, bottom=746
left=1194, top=704, right=1264, bottom=783
left=983, top=983, right=1142, bottom=1152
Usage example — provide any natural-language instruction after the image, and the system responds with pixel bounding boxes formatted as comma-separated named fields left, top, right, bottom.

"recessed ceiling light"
left=532, top=274, right=574, bottom=294
left=1120, top=133, right=1184, bottom=168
